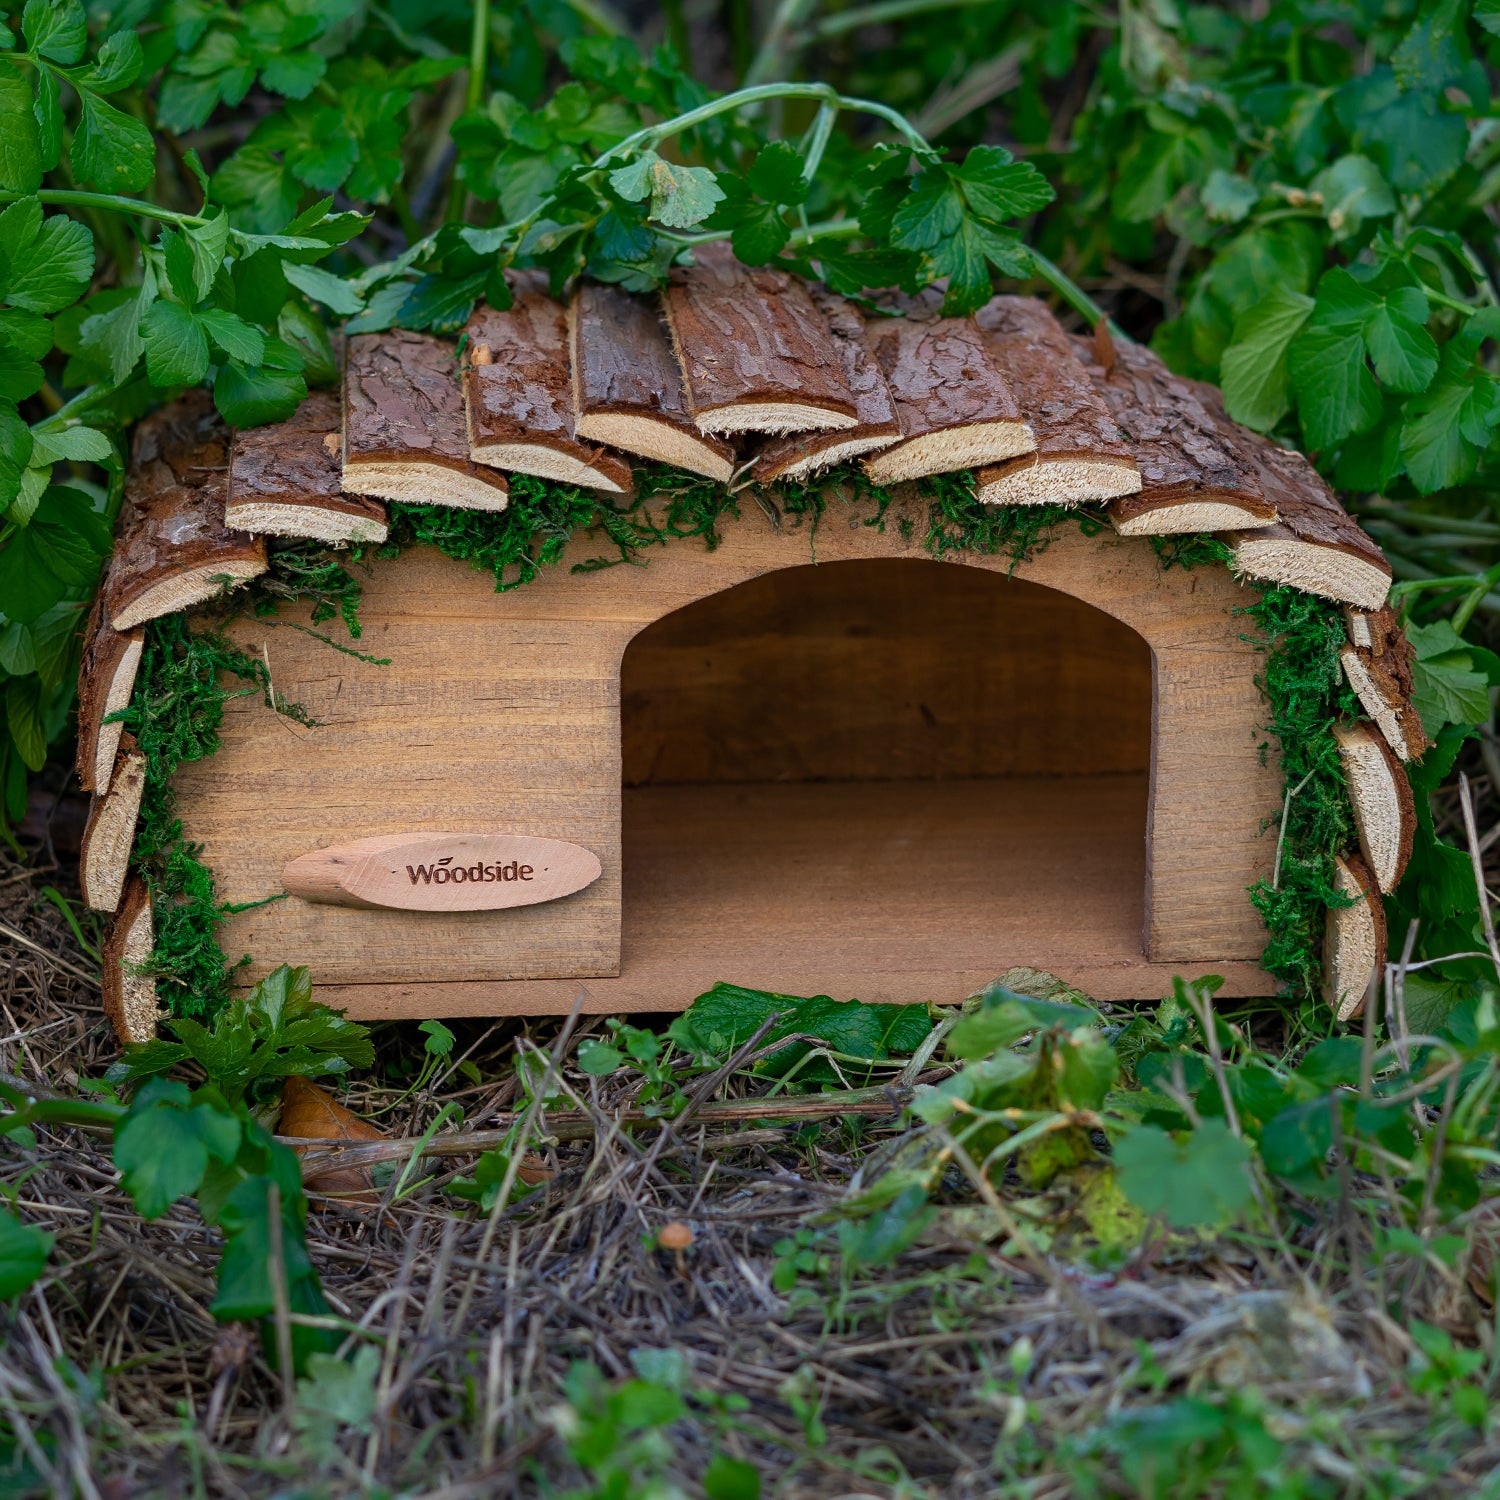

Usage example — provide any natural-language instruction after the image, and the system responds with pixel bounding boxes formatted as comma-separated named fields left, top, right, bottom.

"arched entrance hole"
left=618, top=557, right=1156, bottom=1002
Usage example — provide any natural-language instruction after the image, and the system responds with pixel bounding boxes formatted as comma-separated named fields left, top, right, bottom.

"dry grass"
left=5, top=780, right=1500, bottom=1497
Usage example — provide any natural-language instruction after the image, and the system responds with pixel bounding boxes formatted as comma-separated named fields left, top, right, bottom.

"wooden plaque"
left=283, top=833, right=602, bottom=911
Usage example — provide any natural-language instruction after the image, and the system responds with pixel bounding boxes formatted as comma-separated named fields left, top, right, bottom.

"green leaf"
left=398, top=271, right=486, bottom=333
left=577, top=1038, right=625, bottom=1075
left=704, top=1455, right=761, bottom=1500
left=198, top=308, right=265, bottom=365
left=1400, top=352, right=1500, bottom=494
left=22, top=0, right=84, bottom=64
left=0, top=484, right=108, bottom=619
left=647, top=159, right=724, bottom=229
left=1200, top=168, right=1257, bottom=224
left=72, top=90, right=155, bottom=192
left=0, top=63, right=42, bottom=192
left=79, top=294, right=146, bottom=386
left=161, top=228, right=199, bottom=306
left=4, top=674, right=44, bottom=768
left=87, top=28, right=144, bottom=93
left=890, top=167, right=963, bottom=251
left=6, top=211, right=94, bottom=313
left=949, top=144, right=1055, bottom=223
left=606, top=153, right=655, bottom=201
left=746, top=141, right=808, bottom=206
left=33, top=66, right=59, bottom=172
left=1113, top=1119, right=1255, bottom=1228
left=1310, top=154, right=1395, bottom=239
left=419, top=1018, right=455, bottom=1057
left=0, top=1207, right=51, bottom=1298
left=28, top=424, right=111, bottom=464
left=1288, top=322, right=1380, bottom=450
left=1407, top=620, right=1495, bottom=732
left=212, top=360, right=306, bottom=426
left=1479, top=0, right=1500, bottom=34
left=1220, top=286, right=1313, bottom=430
left=142, top=300, right=210, bottom=387
left=0, top=344, right=42, bottom=401
left=282, top=260, right=363, bottom=316
left=185, top=211, right=230, bottom=304
left=730, top=206, right=789, bottom=266
left=1363, top=284, right=1437, bottom=394
left=114, top=1086, right=241, bottom=1219
left=261, top=49, right=327, bottom=100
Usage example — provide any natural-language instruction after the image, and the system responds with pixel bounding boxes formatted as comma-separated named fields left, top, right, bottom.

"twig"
left=1460, top=773, right=1500, bottom=978
left=0, top=919, right=101, bottom=987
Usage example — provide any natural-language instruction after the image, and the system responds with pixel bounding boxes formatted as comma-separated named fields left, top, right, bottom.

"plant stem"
left=465, top=0, right=491, bottom=113
left=0, top=190, right=207, bottom=228
left=744, top=0, right=817, bottom=87
left=800, top=102, right=838, bottom=184
left=1028, top=249, right=1118, bottom=332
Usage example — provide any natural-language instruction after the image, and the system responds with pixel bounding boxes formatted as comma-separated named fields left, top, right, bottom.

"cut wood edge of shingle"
left=80, top=745, right=147, bottom=915
left=103, top=877, right=160, bottom=1045
left=1325, top=853, right=1385, bottom=1022
left=752, top=428, right=902, bottom=485
left=342, top=459, right=509, bottom=512
left=1333, top=720, right=1415, bottom=894
left=1229, top=529, right=1392, bottom=612
left=977, top=453, right=1142, bottom=507
left=468, top=438, right=634, bottom=493
left=1339, top=646, right=1418, bottom=762
left=77, top=617, right=143, bottom=797
left=573, top=411, right=735, bottom=483
left=110, top=557, right=268, bottom=633
left=1113, top=495, right=1277, bottom=536
left=695, top=400, right=858, bottom=439
left=863, top=420, right=1035, bottom=485
left=224, top=499, right=389, bottom=546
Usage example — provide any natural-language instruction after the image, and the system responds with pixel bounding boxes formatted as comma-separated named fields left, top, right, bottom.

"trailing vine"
left=118, top=466, right=1356, bottom=1017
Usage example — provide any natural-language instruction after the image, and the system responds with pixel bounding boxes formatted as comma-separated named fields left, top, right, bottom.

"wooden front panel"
left=622, top=558, right=1153, bottom=785
left=176, top=495, right=1281, bottom=1001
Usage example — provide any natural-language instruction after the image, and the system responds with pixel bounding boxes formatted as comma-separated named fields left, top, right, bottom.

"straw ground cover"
left=8, top=780, right=1500, bottom=1495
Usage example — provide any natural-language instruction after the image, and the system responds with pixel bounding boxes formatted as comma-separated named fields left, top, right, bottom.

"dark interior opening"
left=618, top=557, right=1154, bottom=1000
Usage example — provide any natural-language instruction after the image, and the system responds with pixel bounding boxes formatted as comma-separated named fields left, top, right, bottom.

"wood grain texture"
left=663, top=243, right=857, bottom=435
left=1072, top=336, right=1278, bottom=534
left=76, top=594, right=142, bottom=795
left=81, top=741, right=146, bottom=913
left=228, top=389, right=387, bottom=543
left=570, top=282, right=734, bottom=481
left=102, top=392, right=266, bottom=631
left=862, top=308, right=1034, bottom=482
left=1326, top=853, right=1383, bottom=1021
left=465, top=274, right=633, bottom=492
left=102, top=876, right=158, bottom=1044
left=1339, top=606, right=1427, bottom=761
left=174, top=493, right=1281, bottom=1013
left=973, top=297, right=1140, bottom=506
left=751, top=289, right=902, bottom=481
left=343, top=330, right=510, bottom=511
left=283, top=832, right=602, bottom=910
left=1333, top=720, right=1415, bottom=893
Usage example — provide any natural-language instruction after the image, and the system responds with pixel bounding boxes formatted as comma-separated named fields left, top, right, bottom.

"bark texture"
left=663, top=242, right=857, bottom=435
left=102, top=392, right=267, bottom=631
left=76, top=594, right=143, bottom=796
left=1072, top=336, right=1277, bottom=533
left=752, top=288, right=902, bottom=482
left=228, top=389, right=387, bottom=542
left=343, top=330, right=510, bottom=510
left=1339, top=607, right=1429, bottom=762
left=465, top=273, right=633, bottom=492
left=973, top=297, right=1140, bottom=505
left=862, top=303, right=1033, bottom=482
left=571, top=282, right=733, bottom=481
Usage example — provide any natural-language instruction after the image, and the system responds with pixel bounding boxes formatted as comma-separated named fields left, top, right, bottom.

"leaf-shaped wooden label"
left=283, top=833, right=602, bottom=912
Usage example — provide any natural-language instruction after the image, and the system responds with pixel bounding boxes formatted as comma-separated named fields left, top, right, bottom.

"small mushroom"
left=657, top=1221, right=694, bottom=1251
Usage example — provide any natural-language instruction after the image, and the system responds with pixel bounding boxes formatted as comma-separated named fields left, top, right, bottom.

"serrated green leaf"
left=0, top=62, right=42, bottom=192
left=1310, top=153, right=1395, bottom=239
left=33, top=66, right=59, bottom=172
left=72, top=90, right=155, bottom=192
left=1200, top=168, right=1257, bottom=224
left=282, top=260, right=363, bottom=315
left=606, top=152, right=655, bottom=202
left=1480, top=0, right=1500, bottom=35
left=161, top=228, right=199, bottom=306
left=1288, top=323, right=1380, bottom=449
left=730, top=205, right=789, bottom=266
left=1363, top=284, right=1437, bottom=394
left=80, top=293, right=146, bottom=386
left=6, top=212, right=93, bottom=313
left=746, top=141, right=808, bottom=205
left=0, top=309, right=51, bottom=361
left=0, top=1207, right=51, bottom=1298
left=577, top=1038, right=625, bottom=1075
left=1400, top=353, right=1500, bottom=493
left=142, top=300, right=209, bottom=386
left=645, top=159, right=724, bottom=229
left=28, top=423, right=111, bottom=464
left=890, top=166, right=963, bottom=251
left=22, top=0, right=84, bottom=64
left=213, top=360, right=306, bottom=426
left=949, top=143, right=1055, bottom=223
left=1407, top=620, right=1497, bottom=731
left=0, top=345, right=42, bottom=401
left=1113, top=1119, right=1254, bottom=1228
left=261, top=49, right=326, bottom=100
left=87, top=28, right=144, bottom=93
left=1220, top=286, right=1313, bottom=431
left=198, top=308, right=265, bottom=364
left=185, top=211, right=230, bottom=304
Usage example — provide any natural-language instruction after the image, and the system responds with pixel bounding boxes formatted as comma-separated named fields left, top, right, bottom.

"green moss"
left=918, top=470, right=1108, bottom=568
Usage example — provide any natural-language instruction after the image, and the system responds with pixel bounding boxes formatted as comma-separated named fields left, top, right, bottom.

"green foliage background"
left=0, top=0, right=1498, bottom=1007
